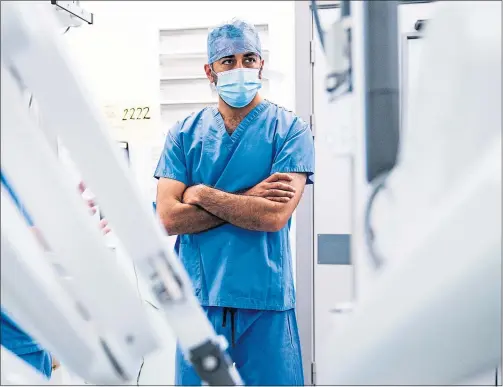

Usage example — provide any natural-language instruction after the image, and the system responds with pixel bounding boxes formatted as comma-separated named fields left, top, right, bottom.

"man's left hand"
left=182, top=185, right=203, bottom=206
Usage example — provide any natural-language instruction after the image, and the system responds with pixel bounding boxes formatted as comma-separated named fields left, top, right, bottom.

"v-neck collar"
left=212, top=100, right=270, bottom=144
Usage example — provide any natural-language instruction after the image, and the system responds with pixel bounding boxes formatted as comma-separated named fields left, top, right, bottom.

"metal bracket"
left=414, top=19, right=428, bottom=32
left=51, top=1, right=94, bottom=25
left=189, top=340, right=239, bottom=386
left=310, top=113, right=316, bottom=137
left=310, top=40, right=316, bottom=64
left=143, top=251, right=185, bottom=305
left=311, top=361, right=317, bottom=385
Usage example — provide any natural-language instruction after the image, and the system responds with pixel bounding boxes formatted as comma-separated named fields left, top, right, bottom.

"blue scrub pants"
left=175, top=307, right=304, bottom=386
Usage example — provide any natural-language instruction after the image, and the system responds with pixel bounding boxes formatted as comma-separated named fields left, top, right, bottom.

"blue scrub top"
left=1, top=172, right=52, bottom=378
left=154, top=100, right=315, bottom=311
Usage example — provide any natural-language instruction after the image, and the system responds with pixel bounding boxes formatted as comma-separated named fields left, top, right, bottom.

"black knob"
left=415, top=19, right=428, bottom=32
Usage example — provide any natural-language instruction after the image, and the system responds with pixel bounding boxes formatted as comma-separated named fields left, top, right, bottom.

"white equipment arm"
left=0, top=2, right=242, bottom=385
left=320, top=1, right=501, bottom=385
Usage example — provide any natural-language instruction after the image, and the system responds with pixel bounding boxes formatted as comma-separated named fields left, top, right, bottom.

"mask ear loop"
left=210, top=65, right=219, bottom=87
left=209, top=65, right=219, bottom=96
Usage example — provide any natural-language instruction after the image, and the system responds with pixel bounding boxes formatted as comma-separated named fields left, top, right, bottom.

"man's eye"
left=222, top=59, right=233, bottom=65
left=245, top=57, right=257, bottom=63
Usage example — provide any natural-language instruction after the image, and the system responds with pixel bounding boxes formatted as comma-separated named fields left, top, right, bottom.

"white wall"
left=65, top=0, right=295, bottom=204
left=61, top=1, right=296, bottom=384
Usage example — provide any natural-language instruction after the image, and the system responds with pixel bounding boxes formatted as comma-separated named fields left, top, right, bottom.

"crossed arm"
left=156, top=172, right=308, bottom=235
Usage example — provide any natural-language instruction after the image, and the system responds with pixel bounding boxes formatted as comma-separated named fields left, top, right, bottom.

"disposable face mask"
left=214, top=68, right=262, bottom=108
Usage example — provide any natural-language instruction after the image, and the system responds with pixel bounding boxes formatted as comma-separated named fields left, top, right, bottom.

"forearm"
left=158, top=202, right=225, bottom=236
left=196, top=186, right=283, bottom=232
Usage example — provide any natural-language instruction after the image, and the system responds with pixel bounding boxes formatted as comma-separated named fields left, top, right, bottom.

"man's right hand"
left=244, top=173, right=296, bottom=203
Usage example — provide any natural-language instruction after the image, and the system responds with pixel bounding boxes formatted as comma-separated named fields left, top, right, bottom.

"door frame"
left=294, top=1, right=315, bottom=384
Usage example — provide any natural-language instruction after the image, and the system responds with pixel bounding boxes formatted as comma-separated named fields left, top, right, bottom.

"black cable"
left=144, top=299, right=159, bottom=310
left=312, top=0, right=352, bottom=99
left=134, top=300, right=161, bottom=385
left=311, top=0, right=325, bottom=50
left=132, top=260, right=142, bottom=297
left=128, top=256, right=145, bottom=385
left=136, top=356, right=145, bottom=386
left=326, top=72, right=349, bottom=97
left=364, top=173, right=389, bottom=270
left=132, top=258, right=161, bottom=385
left=63, top=26, right=71, bottom=34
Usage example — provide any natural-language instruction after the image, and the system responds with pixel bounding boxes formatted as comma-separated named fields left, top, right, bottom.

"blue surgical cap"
left=207, top=19, right=262, bottom=64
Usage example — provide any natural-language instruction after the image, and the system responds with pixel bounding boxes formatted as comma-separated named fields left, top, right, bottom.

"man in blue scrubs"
left=155, top=19, right=314, bottom=385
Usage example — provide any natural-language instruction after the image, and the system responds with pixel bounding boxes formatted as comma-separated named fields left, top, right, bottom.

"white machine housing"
left=321, top=1, right=501, bottom=384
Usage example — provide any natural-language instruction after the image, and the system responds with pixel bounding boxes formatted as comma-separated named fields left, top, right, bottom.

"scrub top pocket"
left=178, top=237, right=202, bottom=297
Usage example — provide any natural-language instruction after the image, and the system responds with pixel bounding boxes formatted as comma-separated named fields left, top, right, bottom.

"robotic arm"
left=316, top=1, right=501, bottom=384
left=0, top=2, right=241, bottom=385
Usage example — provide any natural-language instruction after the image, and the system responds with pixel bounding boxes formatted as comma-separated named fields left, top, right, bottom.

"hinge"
left=310, top=113, right=316, bottom=138
left=310, top=40, right=315, bottom=64
left=311, top=361, right=317, bottom=385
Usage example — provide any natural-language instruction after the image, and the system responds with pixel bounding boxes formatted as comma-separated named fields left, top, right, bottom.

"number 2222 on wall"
left=122, top=107, right=151, bottom=121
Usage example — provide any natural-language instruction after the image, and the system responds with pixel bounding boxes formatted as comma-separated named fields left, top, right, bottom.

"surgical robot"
left=1, top=1, right=241, bottom=385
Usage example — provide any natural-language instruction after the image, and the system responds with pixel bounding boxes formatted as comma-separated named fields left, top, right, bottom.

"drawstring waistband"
left=222, top=307, right=236, bottom=347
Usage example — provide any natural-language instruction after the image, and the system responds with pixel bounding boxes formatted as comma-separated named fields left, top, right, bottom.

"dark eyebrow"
left=243, top=52, right=258, bottom=58
left=219, top=55, right=235, bottom=61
